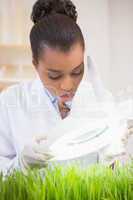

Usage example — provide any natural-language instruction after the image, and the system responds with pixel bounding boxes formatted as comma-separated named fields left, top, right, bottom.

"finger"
left=127, top=119, right=133, bottom=129
left=43, top=153, right=54, bottom=160
left=33, top=143, right=50, bottom=154
left=25, top=152, right=52, bottom=164
left=37, top=151, right=54, bottom=160
left=34, top=134, right=47, bottom=144
left=128, top=127, right=133, bottom=135
left=31, top=146, right=54, bottom=161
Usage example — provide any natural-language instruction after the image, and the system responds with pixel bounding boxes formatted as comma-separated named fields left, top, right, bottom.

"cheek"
left=48, top=81, right=61, bottom=95
left=74, top=73, right=84, bottom=88
left=44, top=78, right=61, bottom=95
left=37, top=71, right=60, bottom=94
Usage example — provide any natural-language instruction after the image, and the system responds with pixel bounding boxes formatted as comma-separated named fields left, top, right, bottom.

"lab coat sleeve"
left=0, top=92, right=20, bottom=175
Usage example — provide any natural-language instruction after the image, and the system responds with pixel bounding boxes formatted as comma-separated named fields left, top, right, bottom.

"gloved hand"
left=99, top=125, right=130, bottom=167
left=20, top=135, right=54, bottom=173
left=99, top=140, right=126, bottom=166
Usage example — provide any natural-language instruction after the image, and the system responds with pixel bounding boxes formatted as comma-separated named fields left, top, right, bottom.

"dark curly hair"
left=30, top=0, right=85, bottom=63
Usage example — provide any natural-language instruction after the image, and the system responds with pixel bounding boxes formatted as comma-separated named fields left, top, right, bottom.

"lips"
left=60, top=93, right=75, bottom=101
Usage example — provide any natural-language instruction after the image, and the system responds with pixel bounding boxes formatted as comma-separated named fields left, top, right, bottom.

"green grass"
left=0, top=162, right=133, bottom=200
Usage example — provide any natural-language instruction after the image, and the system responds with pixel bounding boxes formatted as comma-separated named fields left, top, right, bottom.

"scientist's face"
left=34, top=43, right=84, bottom=102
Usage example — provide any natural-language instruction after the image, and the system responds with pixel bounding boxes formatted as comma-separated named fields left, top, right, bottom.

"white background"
left=0, top=0, right=133, bottom=95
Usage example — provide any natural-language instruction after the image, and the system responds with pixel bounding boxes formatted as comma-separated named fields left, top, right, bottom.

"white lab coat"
left=0, top=76, right=107, bottom=173
left=0, top=58, right=127, bottom=174
left=0, top=78, right=63, bottom=173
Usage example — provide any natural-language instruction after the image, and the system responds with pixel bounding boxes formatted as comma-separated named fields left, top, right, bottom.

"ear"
left=32, top=58, right=38, bottom=70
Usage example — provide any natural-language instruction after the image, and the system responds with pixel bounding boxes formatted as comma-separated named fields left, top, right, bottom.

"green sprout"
left=0, top=162, right=133, bottom=200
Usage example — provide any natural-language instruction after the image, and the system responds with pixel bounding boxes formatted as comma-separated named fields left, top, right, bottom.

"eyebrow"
left=47, top=62, right=84, bottom=73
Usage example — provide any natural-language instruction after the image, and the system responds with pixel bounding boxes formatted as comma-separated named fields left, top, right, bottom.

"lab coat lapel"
left=28, top=78, right=62, bottom=138
left=9, top=78, right=62, bottom=154
left=31, top=78, right=61, bottom=118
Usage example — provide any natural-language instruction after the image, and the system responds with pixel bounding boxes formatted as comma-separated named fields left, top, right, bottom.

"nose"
left=60, top=75, right=74, bottom=92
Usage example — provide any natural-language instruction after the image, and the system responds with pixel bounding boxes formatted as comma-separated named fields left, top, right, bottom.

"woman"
left=0, top=0, right=127, bottom=174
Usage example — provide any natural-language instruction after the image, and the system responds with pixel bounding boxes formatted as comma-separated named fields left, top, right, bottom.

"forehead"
left=40, top=43, right=84, bottom=71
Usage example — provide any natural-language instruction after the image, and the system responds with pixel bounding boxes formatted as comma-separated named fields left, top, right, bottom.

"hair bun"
left=31, top=0, right=78, bottom=24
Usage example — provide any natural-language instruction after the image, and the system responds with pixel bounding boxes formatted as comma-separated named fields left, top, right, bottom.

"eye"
left=71, top=68, right=84, bottom=76
left=48, top=73, right=62, bottom=80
